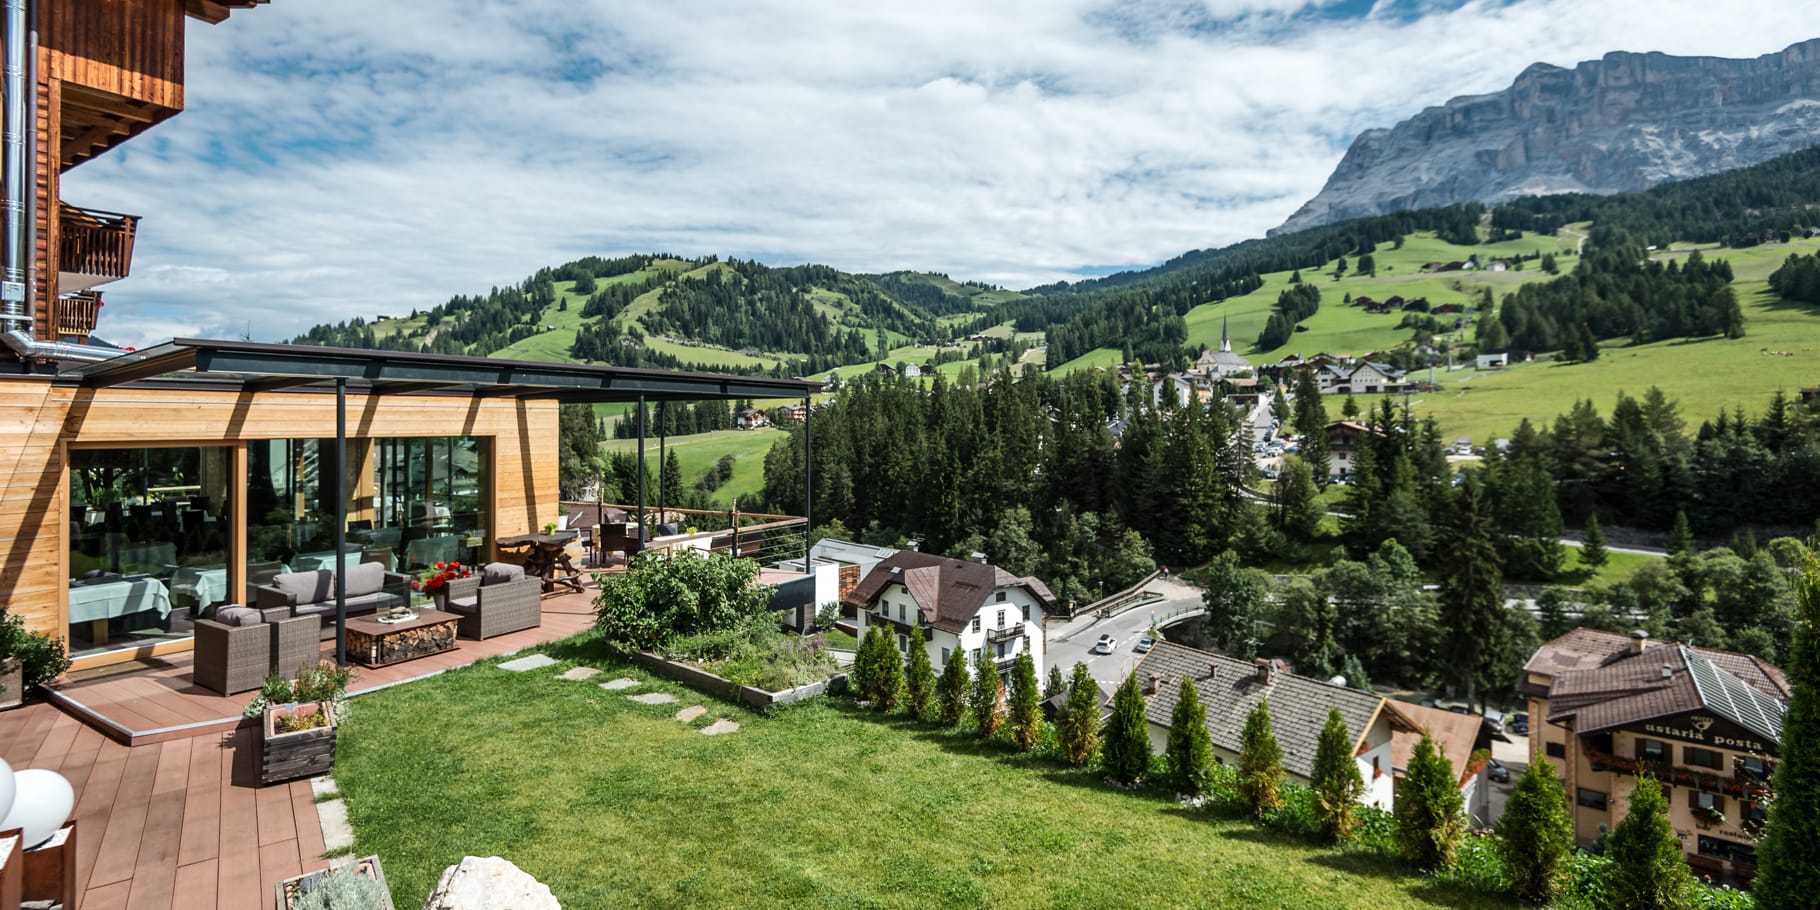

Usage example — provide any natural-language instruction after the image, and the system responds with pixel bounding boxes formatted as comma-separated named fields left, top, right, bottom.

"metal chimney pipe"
left=1, top=0, right=112, bottom=364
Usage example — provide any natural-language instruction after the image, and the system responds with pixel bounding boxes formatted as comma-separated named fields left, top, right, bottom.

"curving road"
left=1044, top=576, right=1206, bottom=690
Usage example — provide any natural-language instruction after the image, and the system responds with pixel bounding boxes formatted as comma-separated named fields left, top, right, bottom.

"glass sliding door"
left=373, top=436, right=489, bottom=570
left=66, top=446, right=232, bottom=657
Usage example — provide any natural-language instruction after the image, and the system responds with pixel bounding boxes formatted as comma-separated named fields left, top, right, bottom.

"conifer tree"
left=904, top=625, right=935, bottom=720
left=1165, top=677, right=1215, bottom=797
left=1582, top=513, right=1609, bottom=568
left=1605, top=776, right=1693, bottom=910
left=1311, top=708, right=1365, bottom=842
left=1046, top=664, right=1065, bottom=699
left=871, top=628, right=904, bottom=711
left=1008, top=652, right=1043, bottom=751
left=1340, top=653, right=1371, bottom=691
left=1395, top=734, right=1464, bottom=870
left=1100, top=672, right=1151, bottom=785
left=1056, top=662, right=1101, bottom=767
left=851, top=625, right=879, bottom=704
left=935, top=649, right=967, bottom=727
left=1754, top=544, right=1820, bottom=908
left=1497, top=761, right=1575, bottom=904
left=970, top=651, right=1004, bottom=739
left=1669, top=509, right=1695, bottom=557
left=1238, top=701, right=1285, bottom=818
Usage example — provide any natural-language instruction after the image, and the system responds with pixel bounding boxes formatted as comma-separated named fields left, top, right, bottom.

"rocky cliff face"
left=1273, top=38, right=1820, bottom=236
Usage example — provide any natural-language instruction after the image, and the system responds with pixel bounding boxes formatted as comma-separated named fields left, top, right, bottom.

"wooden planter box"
left=261, top=702, right=337, bottom=786
left=0, top=660, right=21, bottom=711
left=274, top=855, right=393, bottom=910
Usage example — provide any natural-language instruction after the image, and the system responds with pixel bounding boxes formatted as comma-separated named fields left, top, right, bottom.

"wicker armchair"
left=442, top=572, right=543, bottom=640
left=192, top=607, right=318, bottom=695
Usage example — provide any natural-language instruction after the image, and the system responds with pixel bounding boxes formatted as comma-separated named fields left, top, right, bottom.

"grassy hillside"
left=601, top=428, right=786, bottom=507
left=1394, top=236, right=1820, bottom=443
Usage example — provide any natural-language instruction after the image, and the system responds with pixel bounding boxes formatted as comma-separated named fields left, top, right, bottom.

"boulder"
left=423, top=856, right=558, bottom=910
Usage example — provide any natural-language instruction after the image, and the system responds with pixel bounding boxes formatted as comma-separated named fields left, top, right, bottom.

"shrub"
left=1755, top=541, right=1820, bottom=908
left=904, top=626, right=935, bottom=719
left=1396, top=734, right=1465, bottom=870
left=970, top=650, right=1004, bottom=739
left=935, top=650, right=967, bottom=727
left=1606, top=776, right=1694, bottom=909
left=869, top=628, right=904, bottom=712
left=1055, top=662, right=1100, bottom=767
left=1007, top=652, right=1042, bottom=751
left=1164, top=676, right=1215, bottom=797
left=1311, top=708, right=1365, bottom=843
left=1498, top=761, right=1575, bottom=904
left=1100, top=672, right=1150, bottom=785
left=593, top=550, right=770, bottom=651
left=1238, top=701, right=1285, bottom=818
left=0, top=609, right=71, bottom=692
left=293, top=869, right=389, bottom=910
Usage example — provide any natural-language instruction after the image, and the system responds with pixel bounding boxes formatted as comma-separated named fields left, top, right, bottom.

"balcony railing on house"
left=53, top=291, right=102, bottom=338
left=987, top=624, right=1025, bottom=643
left=1582, top=743, right=1772, bottom=800
left=572, top=502, right=808, bottom=567
left=59, top=204, right=140, bottom=286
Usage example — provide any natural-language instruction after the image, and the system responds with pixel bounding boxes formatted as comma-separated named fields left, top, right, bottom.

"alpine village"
left=6, top=2, right=1820, bottom=909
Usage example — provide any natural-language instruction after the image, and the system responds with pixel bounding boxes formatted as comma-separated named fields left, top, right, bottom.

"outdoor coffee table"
left=343, top=609, right=461, bottom=668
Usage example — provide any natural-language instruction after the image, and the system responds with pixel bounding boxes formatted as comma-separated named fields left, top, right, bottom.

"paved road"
left=1046, top=577, right=1204, bottom=690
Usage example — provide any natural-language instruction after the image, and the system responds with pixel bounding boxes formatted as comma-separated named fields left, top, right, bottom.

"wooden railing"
left=568, top=502, right=808, bottom=565
left=60, top=204, right=139, bottom=281
left=54, top=292, right=101, bottom=338
left=987, top=624, right=1025, bottom=643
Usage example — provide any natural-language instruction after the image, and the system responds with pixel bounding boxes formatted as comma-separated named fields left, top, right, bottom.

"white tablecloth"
left=68, top=577, right=172, bottom=624
left=168, top=566, right=229, bottom=608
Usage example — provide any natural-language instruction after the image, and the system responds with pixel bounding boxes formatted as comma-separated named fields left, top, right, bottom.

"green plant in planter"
left=292, top=869, right=388, bottom=910
left=0, top=608, right=73, bottom=694
left=243, top=660, right=355, bottom=719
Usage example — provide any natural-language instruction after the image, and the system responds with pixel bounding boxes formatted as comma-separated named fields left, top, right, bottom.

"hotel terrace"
left=0, top=3, right=819, bottom=906
left=1520, top=628, right=1790, bottom=886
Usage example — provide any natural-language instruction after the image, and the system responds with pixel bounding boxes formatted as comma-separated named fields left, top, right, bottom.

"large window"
left=1684, top=746, right=1723, bottom=770
left=371, top=436, right=488, bottom=570
left=67, top=446, right=231, bottom=656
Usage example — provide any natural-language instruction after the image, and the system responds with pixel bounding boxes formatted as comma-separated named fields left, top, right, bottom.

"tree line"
left=1487, top=244, right=1742, bottom=360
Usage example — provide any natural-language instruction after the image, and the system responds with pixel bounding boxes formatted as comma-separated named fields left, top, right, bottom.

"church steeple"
left=1220, top=314, right=1231, bottom=353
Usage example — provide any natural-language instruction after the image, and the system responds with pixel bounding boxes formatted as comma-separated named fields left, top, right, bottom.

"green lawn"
left=601, top=428, right=787, bottom=506
left=338, top=634, right=1514, bottom=910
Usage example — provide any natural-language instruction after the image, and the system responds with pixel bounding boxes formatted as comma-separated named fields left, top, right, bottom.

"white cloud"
left=54, top=0, right=1820, bottom=346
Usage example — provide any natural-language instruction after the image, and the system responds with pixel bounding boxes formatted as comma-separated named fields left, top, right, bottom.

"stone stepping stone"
left=675, top=705, right=707, bottom=723
left=700, top=719, right=740, bottom=736
left=558, top=667, right=601, bottom=681
left=599, top=678, right=641, bottom=691
left=498, top=654, right=558, bottom=672
left=629, top=692, right=678, bottom=705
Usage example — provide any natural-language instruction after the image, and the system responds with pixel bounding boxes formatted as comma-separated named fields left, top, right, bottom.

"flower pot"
left=0, top=658, right=21, bottom=711
left=260, top=702, right=337, bottom=786
left=274, top=855, right=394, bottom=910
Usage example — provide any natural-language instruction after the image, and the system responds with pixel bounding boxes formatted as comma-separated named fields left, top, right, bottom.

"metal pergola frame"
left=67, top=338, right=822, bottom=665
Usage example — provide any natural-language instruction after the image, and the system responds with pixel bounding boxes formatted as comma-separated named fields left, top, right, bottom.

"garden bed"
left=615, top=646, right=846, bottom=708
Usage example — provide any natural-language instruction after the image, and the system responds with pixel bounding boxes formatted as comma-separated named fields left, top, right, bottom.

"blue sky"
left=59, top=0, right=1820, bottom=345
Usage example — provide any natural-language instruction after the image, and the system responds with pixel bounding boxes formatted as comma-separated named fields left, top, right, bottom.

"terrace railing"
left=60, top=204, right=140, bottom=283
left=53, top=291, right=101, bottom=338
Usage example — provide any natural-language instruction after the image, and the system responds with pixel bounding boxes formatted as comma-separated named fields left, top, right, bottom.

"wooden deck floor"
left=45, top=589, right=600, bottom=747
left=0, top=587, right=600, bottom=910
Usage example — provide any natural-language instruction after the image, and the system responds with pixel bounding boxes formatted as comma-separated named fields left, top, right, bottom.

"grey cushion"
left=216, top=606, right=264, bottom=627
left=481, top=562, right=524, bottom=586
left=273, top=570, right=333, bottom=604
left=342, top=560, right=386, bottom=598
left=445, top=595, right=479, bottom=614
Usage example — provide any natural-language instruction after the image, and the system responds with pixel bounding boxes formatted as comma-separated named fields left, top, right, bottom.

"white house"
left=1476, top=353, right=1509, bottom=369
left=1137, top=642, right=1408, bottom=811
left=845, top=550, right=1054, bottom=681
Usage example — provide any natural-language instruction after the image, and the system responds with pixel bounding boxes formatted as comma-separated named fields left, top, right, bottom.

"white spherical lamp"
left=0, top=768, right=74, bottom=849
left=0, top=757, right=14, bottom=824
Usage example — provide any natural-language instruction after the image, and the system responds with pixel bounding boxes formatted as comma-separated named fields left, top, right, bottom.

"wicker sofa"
left=192, top=606, right=321, bottom=695
left=254, top=561, right=410, bottom=640
left=441, top=563, right=543, bottom=640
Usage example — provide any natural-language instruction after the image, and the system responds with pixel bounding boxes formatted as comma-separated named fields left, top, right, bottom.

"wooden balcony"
left=59, top=205, right=140, bottom=290
left=54, top=292, right=102, bottom=339
left=987, top=624, right=1026, bottom=643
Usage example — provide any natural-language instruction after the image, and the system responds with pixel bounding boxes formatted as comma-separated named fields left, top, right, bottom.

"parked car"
left=1487, top=760, right=1511, bottom=783
left=1092, top=634, right=1117, bottom=655
left=1508, top=712, right=1530, bottom=735
left=1134, top=636, right=1156, bottom=654
left=1447, top=704, right=1474, bottom=715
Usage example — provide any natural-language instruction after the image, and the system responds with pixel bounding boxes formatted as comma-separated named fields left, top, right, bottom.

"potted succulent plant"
left=252, top=660, right=352, bottom=785
left=275, top=855, right=394, bottom=910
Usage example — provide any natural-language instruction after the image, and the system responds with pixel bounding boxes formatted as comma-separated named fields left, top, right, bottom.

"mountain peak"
left=1271, top=38, right=1820, bottom=236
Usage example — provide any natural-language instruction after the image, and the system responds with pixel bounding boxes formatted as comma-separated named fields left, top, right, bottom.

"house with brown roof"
left=845, top=550, right=1055, bottom=681
left=1136, top=641, right=1409, bottom=810
left=1392, top=701, right=1497, bottom=825
left=1521, top=628, right=1789, bottom=885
